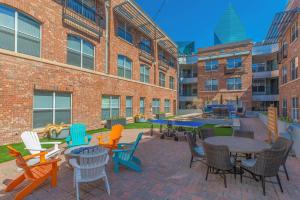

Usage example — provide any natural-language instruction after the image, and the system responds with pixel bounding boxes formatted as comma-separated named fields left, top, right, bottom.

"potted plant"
left=134, top=114, right=147, bottom=122
left=44, top=123, right=70, bottom=139
left=156, top=112, right=166, bottom=119
left=106, top=116, right=126, bottom=129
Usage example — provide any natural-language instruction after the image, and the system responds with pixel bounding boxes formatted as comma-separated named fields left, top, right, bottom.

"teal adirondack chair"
left=112, top=132, right=143, bottom=173
left=66, top=124, right=92, bottom=148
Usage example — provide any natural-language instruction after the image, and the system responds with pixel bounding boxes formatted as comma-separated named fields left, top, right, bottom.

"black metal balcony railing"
left=138, top=43, right=154, bottom=63
left=159, top=58, right=169, bottom=70
left=224, top=66, right=245, bottom=74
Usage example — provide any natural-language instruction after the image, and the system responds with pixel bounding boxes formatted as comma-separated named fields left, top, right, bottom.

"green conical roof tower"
left=214, top=3, right=247, bottom=45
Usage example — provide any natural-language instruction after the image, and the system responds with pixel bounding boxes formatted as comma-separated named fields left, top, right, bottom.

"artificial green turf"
left=0, top=122, right=232, bottom=163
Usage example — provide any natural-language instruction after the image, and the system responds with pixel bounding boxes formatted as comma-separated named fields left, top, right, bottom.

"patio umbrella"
left=220, top=94, right=223, bottom=105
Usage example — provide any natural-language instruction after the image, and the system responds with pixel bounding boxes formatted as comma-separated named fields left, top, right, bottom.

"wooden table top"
left=204, top=136, right=270, bottom=154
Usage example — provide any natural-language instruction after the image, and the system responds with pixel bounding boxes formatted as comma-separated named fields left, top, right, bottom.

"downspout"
left=105, top=0, right=110, bottom=73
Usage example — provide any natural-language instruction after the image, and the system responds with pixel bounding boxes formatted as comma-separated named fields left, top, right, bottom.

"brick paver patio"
left=1, top=119, right=300, bottom=200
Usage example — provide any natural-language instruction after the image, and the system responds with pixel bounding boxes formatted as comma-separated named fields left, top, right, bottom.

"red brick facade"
left=0, top=0, right=178, bottom=144
left=197, top=41, right=253, bottom=110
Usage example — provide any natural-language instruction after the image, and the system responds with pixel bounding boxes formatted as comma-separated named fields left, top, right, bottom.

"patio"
left=1, top=118, right=300, bottom=200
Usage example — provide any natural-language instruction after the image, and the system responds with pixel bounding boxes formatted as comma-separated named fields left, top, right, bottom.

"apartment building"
left=0, top=0, right=178, bottom=144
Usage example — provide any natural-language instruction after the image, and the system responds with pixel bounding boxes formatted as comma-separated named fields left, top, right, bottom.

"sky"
left=135, top=0, right=288, bottom=48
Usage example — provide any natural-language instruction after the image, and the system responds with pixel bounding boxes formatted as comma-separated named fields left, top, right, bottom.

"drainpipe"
left=104, top=0, right=110, bottom=73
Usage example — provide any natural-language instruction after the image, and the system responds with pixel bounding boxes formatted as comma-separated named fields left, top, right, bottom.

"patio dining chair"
left=203, top=142, right=236, bottom=188
left=240, top=144, right=286, bottom=196
left=271, top=137, right=293, bottom=180
left=185, top=132, right=205, bottom=168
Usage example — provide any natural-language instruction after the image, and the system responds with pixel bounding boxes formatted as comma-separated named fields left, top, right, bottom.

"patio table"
left=204, top=136, right=270, bottom=154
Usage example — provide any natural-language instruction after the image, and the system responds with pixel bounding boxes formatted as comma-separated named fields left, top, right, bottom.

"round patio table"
left=204, top=136, right=270, bottom=154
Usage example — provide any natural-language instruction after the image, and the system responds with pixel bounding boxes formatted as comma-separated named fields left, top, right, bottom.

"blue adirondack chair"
left=112, top=132, right=143, bottom=173
left=66, top=124, right=92, bottom=148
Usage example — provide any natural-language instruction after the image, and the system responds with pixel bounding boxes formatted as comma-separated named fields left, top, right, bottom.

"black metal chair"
left=272, top=137, right=294, bottom=180
left=240, top=144, right=286, bottom=195
left=185, top=132, right=205, bottom=168
left=203, top=142, right=236, bottom=188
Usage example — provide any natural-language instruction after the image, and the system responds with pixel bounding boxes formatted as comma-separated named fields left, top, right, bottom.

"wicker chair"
left=203, top=142, right=236, bottom=188
left=240, top=145, right=286, bottom=195
left=185, top=132, right=205, bottom=168
left=272, top=137, right=294, bottom=180
left=200, top=128, right=215, bottom=140
left=233, top=130, right=254, bottom=139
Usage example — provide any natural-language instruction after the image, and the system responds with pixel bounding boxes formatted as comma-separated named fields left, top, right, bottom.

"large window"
left=118, top=55, right=132, bottom=79
left=33, top=91, right=71, bottom=128
left=227, top=77, right=242, bottom=90
left=169, top=76, right=175, bottom=89
left=252, top=79, right=266, bottom=93
left=164, top=99, right=170, bottom=113
left=282, top=97, right=287, bottom=118
left=291, top=57, right=298, bottom=80
left=140, top=97, right=145, bottom=114
left=67, top=35, right=95, bottom=70
left=282, top=41, right=288, bottom=58
left=126, top=96, right=133, bottom=117
left=205, top=79, right=218, bottom=91
left=205, top=60, right=218, bottom=71
left=0, top=5, right=41, bottom=57
left=117, top=21, right=133, bottom=43
left=291, top=21, right=298, bottom=43
left=140, top=64, right=150, bottom=83
left=227, top=57, right=242, bottom=69
left=282, top=66, right=288, bottom=84
left=139, top=37, right=151, bottom=54
left=159, top=72, right=166, bottom=87
left=152, top=99, right=160, bottom=114
left=292, top=97, right=299, bottom=121
left=67, top=0, right=97, bottom=22
left=101, top=96, right=120, bottom=120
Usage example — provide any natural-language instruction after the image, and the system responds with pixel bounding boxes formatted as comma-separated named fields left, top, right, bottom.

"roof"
left=214, top=4, right=248, bottom=45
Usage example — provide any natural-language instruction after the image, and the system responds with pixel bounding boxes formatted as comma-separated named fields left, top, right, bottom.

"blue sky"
left=135, top=0, right=287, bottom=48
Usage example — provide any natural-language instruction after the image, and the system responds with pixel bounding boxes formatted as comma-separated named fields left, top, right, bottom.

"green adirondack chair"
left=66, top=124, right=92, bottom=148
left=112, top=132, right=143, bottom=173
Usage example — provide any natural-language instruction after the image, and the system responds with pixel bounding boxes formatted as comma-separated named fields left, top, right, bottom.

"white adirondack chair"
left=69, top=146, right=110, bottom=200
left=21, top=131, right=61, bottom=165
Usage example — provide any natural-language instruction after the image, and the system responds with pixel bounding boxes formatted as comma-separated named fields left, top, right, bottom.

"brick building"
left=0, top=0, right=178, bottom=144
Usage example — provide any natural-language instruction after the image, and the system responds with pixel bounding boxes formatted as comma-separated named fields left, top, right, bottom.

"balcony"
left=252, top=94, right=279, bottom=102
left=178, top=55, right=198, bottom=65
left=253, top=70, right=279, bottom=79
left=181, top=77, right=198, bottom=84
left=158, top=59, right=170, bottom=71
left=179, top=95, right=198, bottom=102
left=62, top=0, right=103, bottom=39
left=224, top=66, right=245, bottom=75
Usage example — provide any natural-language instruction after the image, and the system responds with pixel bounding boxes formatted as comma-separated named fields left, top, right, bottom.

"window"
left=33, top=91, right=71, bottom=128
left=0, top=5, right=41, bottom=57
left=292, top=97, right=299, bottom=121
left=252, top=79, right=266, bottom=93
left=169, top=57, right=175, bottom=67
left=227, top=57, right=242, bottom=69
left=118, top=55, right=132, bottom=79
left=282, top=66, right=288, bottom=84
left=164, top=99, right=170, bottom=113
left=159, top=51, right=166, bottom=61
left=282, top=97, right=287, bottom=118
left=291, top=21, right=298, bottom=42
left=67, top=0, right=97, bottom=22
left=205, top=79, right=218, bottom=91
left=101, top=95, right=120, bottom=120
left=67, top=35, right=95, bottom=70
left=205, top=60, right=218, bottom=71
left=282, top=41, right=288, bottom=58
left=291, top=57, right=298, bottom=80
left=117, top=21, right=133, bottom=43
left=152, top=99, right=160, bottom=114
left=169, top=76, right=175, bottom=89
left=140, top=64, right=150, bottom=83
left=126, top=96, right=133, bottom=117
left=227, top=77, right=242, bottom=90
left=140, top=37, right=151, bottom=54
left=140, top=97, right=145, bottom=114
left=159, top=72, right=166, bottom=87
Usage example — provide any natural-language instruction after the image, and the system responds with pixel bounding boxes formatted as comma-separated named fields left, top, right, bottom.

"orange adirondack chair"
left=98, top=124, right=124, bottom=150
left=5, top=146, right=60, bottom=200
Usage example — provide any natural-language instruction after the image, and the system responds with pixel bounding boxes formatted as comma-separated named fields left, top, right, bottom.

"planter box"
left=135, top=118, right=147, bottom=123
left=106, top=118, right=126, bottom=129
left=50, top=128, right=70, bottom=139
left=155, top=113, right=166, bottom=119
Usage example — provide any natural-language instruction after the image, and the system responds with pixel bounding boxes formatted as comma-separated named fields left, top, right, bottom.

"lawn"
left=0, top=122, right=232, bottom=163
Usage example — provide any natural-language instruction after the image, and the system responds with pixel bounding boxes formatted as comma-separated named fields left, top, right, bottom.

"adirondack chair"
left=21, top=131, right=61, bottom=166
left=69, top=146, right=110, bottom=200
left=112, top=132, right=143, bottom=173
left=5, top=146, right=60, bottom=200
left=66, top=124, right=92, bottom=148
left=98, top=124, right=123, bottom=151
